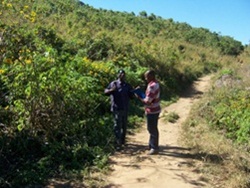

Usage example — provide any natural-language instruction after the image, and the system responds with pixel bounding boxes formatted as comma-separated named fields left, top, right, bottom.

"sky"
left=81, top=0, right=250, bottom=45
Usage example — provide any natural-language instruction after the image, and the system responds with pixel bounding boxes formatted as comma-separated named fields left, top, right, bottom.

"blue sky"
left=81, top=0, right=250, bottom=45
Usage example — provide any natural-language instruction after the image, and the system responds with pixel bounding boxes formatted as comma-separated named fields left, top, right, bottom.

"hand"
left=134, top=93, right=139, bottom=99
left=110, top=85, right=116, bottom=92
left=134, top=93, right=144, bottom=101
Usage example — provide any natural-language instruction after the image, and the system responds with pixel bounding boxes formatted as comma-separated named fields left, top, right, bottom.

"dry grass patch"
left=179, top=100, right=250, bottom=188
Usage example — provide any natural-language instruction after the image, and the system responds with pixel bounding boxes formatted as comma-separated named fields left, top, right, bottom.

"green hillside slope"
left=0, top=0, right=248, bottom=187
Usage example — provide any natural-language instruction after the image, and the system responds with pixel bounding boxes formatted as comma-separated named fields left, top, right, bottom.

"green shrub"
left=205, top=89, right=250, bottom=144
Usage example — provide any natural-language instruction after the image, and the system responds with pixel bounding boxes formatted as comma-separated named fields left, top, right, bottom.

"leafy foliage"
left=205, top=88, right=250, bottom=144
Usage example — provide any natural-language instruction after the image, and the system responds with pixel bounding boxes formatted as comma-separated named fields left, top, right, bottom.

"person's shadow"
left=107, top=143, right=223, bottom=188
left=113, top=143, right=223, bottom=164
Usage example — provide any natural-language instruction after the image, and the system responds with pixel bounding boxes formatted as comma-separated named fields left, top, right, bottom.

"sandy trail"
left=105, top=75, right=212, bottom=188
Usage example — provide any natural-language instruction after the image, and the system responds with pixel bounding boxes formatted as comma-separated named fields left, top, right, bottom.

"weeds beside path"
left=105, top=75, right=212, bottom=188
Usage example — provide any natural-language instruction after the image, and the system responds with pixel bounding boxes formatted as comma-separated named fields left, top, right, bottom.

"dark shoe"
left=148, top=149, right=159, bottom=155
left=121, top=140, right=126, bottom=145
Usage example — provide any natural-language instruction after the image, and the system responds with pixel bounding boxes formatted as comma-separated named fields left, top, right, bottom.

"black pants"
left=113, top=110, right=128, bottom=145
left=146, top=113, right=160, bottom=150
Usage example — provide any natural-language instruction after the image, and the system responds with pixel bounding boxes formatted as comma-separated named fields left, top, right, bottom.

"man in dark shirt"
left=104, top=69, right=134, bottom=150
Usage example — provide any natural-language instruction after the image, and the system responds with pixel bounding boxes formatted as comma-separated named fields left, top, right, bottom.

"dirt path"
left=105, top=75, right=212, bottom=188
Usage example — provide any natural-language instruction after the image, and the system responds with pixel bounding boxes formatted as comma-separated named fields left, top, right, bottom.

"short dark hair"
left=145, top=70, right=155, bottom=78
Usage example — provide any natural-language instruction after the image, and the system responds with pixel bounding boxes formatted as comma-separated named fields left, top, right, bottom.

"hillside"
left=0, top=0, right=249, bottom=187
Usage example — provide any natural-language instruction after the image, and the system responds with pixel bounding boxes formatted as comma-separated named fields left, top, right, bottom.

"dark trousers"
left=113, top=110, right=128, bottom=145
left=146, top=113, right=160, bottom=150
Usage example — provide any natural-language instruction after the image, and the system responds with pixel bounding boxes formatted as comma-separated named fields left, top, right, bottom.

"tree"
left=139, top=11, right=147, bottom=18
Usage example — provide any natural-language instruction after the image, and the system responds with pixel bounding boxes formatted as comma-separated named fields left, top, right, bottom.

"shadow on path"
left=107, top=143, right=214, bottom=188
left=111, top=143, right=224, bottom=165
left=180, top=78, right=205, bottom=98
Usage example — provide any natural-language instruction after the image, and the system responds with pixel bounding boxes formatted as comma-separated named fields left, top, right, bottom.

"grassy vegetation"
left=0, top=0, right=249, bottom=187
left=162, top=111, right=180, bottom=123
left=181, top=46, right=250, bottom=188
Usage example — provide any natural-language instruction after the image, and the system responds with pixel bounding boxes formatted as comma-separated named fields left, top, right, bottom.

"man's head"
left=118, top=69, right=126, bottom=81
left=144, top=70, right=155, bottom=83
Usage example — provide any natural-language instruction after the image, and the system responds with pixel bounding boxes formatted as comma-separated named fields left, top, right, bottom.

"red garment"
left=143, top=79, right=161, bottom=114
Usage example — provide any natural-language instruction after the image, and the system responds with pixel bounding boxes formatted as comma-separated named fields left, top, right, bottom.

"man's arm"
left=104, top=81, right=116, bottom=95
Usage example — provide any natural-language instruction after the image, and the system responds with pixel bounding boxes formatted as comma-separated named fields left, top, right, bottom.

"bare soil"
left=104, top=75, right=212, bottom=188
